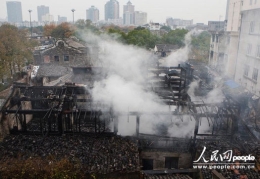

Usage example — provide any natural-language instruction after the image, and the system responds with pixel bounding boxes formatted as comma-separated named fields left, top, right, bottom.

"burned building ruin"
left=0, top=58, right=260, bottom=179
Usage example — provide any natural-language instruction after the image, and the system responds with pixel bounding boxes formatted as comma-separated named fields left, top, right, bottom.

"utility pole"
left=71, top=9, right=75, bottom=24
left=28, top=9, right=32, bottom=38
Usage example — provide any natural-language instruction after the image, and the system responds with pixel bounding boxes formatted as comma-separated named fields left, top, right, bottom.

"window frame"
left=244, top=65, right=250, bottom=77
left=54, top=55, right=60, bottom=62
left=252, top=68, right=258, bottom=81
left=64, top=55, right=70, bottom=62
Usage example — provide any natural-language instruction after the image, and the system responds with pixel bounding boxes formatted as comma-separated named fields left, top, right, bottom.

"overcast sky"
left=0, top=0, right=227, bottom=24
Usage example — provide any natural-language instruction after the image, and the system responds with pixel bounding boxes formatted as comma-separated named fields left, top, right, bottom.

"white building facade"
left=224, top=0, right=260, bottom=95
left=234, top=7, right=260, bottom=95
left=123, top=1, right=135, bottom=25
left=134, top=11, right=147, bottom=26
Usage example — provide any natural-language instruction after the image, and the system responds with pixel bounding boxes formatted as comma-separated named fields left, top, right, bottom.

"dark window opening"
left=54, top=56, right=59, bottom=62
left=161, top=51, right=166, bottom=57
left=212, top=35, right=215, bottom=42
left=244, top=65, right=249, bottom=76
left=64, top=55, right=69, bottom=61
left=210, top=51, right=214, bottom=59
left=253, top=68, right=258, bottom=81
left=165, top=157, right=179, bottom=169
left=142, top=159, right=153, bottom=170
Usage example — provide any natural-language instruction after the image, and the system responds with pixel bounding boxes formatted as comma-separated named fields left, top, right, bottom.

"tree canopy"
left=125, top=28, right=159, bottom=49
left=190, top=31, right=211, bottom=62
left=103, top=26, right=188, bottom=49
left=43, top=23, right=75, bottom=39
left=0, top=24, right=37, bottom=80
left=160, top=26, right=172, bottom=32
left=162, top=29, right=189, bottom=47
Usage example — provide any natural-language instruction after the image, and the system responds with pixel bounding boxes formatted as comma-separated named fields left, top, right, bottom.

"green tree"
left=162, top=29, right=188, bottom=47
left=191, top=31, right=211, bottom=62
left=107, top=28, right=127, bottom=42
left=43, top=24, right=56, bottom=36
left=0, top=24, right=36, bottom=80
left=125, top=28, right=159, bottom=49
left=74, top=19, right=100, bottom=34
left=160, top=26, right=171, bottom=32
left=43, top=23, right=75, bottom=39
left=51, top=22, right=74, bottom=38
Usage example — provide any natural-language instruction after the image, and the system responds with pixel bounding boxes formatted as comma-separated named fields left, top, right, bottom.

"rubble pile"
left=218, top=168, right=260, bottom=179
left=197, top=140, right=260, bottom=179
left=144, top=174, right=192, bottom=179
left=0, top=134, right=139, bottom=174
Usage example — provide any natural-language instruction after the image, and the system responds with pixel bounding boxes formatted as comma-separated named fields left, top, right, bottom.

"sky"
left=0, top=0, right=228, bottom=24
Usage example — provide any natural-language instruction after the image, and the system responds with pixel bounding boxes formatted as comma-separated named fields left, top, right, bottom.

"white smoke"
left=162, top=30, right=199, bottom=67
left=79, top=31, right=207, bottom=138
left=92, top=39, right=165, bottom=113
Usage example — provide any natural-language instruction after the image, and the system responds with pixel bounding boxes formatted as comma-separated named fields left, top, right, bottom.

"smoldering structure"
left=0, top=60, right=259, bottom=178
left=0, top=34, right=260, bottom=178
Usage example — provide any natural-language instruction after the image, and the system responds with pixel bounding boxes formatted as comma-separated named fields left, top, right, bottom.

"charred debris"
left=0, top=58, right=260, bottom=178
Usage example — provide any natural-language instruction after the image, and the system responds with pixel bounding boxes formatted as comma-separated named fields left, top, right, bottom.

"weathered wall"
left=140, top=151, right=192, bottom=170
left=34, top=40, right=91, bottom=67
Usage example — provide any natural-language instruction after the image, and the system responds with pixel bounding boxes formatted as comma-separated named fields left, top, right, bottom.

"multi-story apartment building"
left=166, top=18, right=193, bottom=29
left=225, top=0, right=242, bottom=78
left=86, top=6, right=99, bottom=23
left=123, top=1, right=135, bottom=25
left=134, top=11, right=147, bottom=26
left=208, top=21, right=227, bottom=73
left=234, top=0, right=260, bottom=95
left=105, top=0, right=119, bottom=21
left=58, top=16, right=67, bottom=24
left=6, top=1, right=23, bottom=23
left=221, top=0, right=260, bottom=96
left=37, top=5, right=49, bottom=22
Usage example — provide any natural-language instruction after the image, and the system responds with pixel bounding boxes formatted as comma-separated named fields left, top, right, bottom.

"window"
left=227, top=36, right=230, bottom=44
left=255, top=0, right=258, bottom=4
left=165, top=157, right=179, bottom=169
left=44, top=55, right=50, bottom=63
left=244, top=65, right=250, bottom=76
left=212, top=34, right=215, bottom=42
left=216, top=35, right=219, bottom=43
left=252, top=68, right=258, bottom=81
left=210, top=51, right=214, bottom=59
left=247, top=43, right=252, bottom=55
left=250, top=21, right=255, bottom=33
left=54, top=56, right=59, bottom=62
left=250, top=0, right=253, bottom=5
left=64, top=55, right=69, bottom=61
left=257, top=45, right=260, bottom=57
left=142, top=159, right=153, bottom=170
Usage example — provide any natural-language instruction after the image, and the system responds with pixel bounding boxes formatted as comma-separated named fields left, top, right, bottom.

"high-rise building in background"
left=134, top=11, right=147, bottom=26
left=42, top=14, right=54, bottom=23
left=166, top=18, right=193, bottom=27
left=105, top=0, right=119, bottom=21
left=37, top=5, right=49, bottom=22
left=86, top=6, right=99, bottom=23
left=6, top=1, right=23, bottom=23
left=123, top=1, right=134, bottom=25
left=58, top=16, right=67, bottom=24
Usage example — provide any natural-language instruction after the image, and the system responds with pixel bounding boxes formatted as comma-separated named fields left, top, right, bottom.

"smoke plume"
left=79, top=31, right=211, bottom=137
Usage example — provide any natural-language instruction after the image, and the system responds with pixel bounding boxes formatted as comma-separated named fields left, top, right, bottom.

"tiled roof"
left=144, top=174, right=192, bottom=179
left=36, top=65, right=71, bottom=77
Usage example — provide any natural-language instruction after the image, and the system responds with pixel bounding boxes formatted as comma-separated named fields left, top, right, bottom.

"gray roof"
left=36, top=65, right=71, bottom=77
left=64, top=38, right=86, bottom=49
